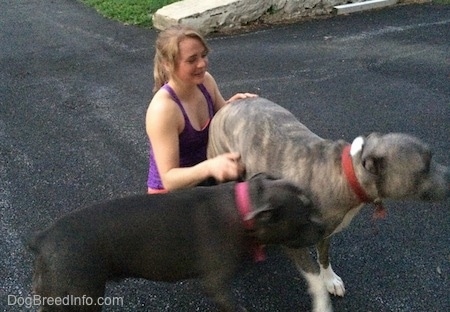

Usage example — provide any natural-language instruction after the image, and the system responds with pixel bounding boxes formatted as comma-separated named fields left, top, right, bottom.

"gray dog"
left=29, top=175, right=325, bottom=312
left=208, top=97, right=449, bottom=312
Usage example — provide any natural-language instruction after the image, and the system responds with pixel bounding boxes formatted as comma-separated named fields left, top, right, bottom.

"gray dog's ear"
left=248, top=173, right=279, bottom=181
left=360, top=133, right=385, bottom=176
left=244, top=204, right=274, bottom=222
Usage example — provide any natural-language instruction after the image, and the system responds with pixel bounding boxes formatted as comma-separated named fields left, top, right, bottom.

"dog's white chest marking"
left=332, top=205, right=364, bottom=235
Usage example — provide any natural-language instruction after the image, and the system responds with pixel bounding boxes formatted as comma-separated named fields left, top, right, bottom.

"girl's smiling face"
left=173, top=37, right=209, bottom=85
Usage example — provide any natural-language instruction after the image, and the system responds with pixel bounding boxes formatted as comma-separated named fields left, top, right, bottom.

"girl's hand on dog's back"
left=226, top=93, right=258, bottom=104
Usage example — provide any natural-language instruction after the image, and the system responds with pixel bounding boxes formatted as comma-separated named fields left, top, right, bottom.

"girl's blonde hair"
left=153, top=25, right=210, bottom=93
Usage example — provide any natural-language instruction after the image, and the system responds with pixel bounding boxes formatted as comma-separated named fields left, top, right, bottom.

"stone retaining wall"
left=152, top=0, right=427, bottom=34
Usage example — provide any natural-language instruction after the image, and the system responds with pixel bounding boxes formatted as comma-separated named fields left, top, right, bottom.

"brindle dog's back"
left=208, top=98, right=325, bottom=179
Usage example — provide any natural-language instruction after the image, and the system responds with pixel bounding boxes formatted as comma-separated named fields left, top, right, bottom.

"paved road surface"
left=1, top=1, right=449, bottom=311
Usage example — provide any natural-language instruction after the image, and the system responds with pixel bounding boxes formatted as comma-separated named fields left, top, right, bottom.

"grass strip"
left=81, top=0, right=180, bottom=27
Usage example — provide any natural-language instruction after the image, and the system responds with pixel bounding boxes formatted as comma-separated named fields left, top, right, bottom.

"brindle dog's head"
left=354, top=133, right=449, bottom=201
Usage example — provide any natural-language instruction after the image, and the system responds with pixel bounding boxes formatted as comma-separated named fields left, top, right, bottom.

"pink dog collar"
left=235, top=181, right=266, bottom=262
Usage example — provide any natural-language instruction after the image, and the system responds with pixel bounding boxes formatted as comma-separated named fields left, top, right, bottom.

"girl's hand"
left=207, top=152, right=245, bottom=182
left=226, top=93, right=258, bottom=104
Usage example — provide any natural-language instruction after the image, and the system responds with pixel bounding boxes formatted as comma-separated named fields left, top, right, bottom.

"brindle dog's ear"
left=361, top=133, right=385, bottom=176
left=362, top=157, right=385, bottom=176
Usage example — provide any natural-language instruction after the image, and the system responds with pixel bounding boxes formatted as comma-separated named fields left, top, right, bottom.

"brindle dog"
left=208, top=97, right=449, bottom=312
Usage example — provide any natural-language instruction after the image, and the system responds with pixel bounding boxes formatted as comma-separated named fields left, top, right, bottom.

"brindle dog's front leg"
left=284, top=246, right=333, bottom=312
left=317, top=237, right=346, bottom=297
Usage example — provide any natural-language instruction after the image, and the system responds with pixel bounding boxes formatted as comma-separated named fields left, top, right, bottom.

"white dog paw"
left=320, top=264, right=346, bottom=297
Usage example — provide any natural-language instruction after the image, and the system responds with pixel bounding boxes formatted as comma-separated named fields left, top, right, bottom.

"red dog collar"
left=342, top=145, right=371, bottom=203
left=341, top=145, right=386, bottom=219
left=235, top=181, right=266, bottom=262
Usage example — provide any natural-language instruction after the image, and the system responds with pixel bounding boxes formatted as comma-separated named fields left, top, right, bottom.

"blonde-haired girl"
left=146, top=25, right=256, bottom=193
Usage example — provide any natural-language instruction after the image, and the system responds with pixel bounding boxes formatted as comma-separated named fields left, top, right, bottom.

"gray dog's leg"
left=284, top=247, right=333, bottom=312
left=202, top=273, right=235, bottom=312
left=197, top=223, right=241, bottom=312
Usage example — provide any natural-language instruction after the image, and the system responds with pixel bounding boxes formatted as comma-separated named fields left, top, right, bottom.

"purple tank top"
left=147, top=84, right=215, bottom=190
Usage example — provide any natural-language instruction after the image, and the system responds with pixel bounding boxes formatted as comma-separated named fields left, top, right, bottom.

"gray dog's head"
left=354, top=133, right=449, bottom=201
left=246, top=174, right=325, bottom=248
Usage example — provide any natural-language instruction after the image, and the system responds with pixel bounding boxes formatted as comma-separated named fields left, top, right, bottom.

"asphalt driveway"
left=1, top=0, right=449, bottom=311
